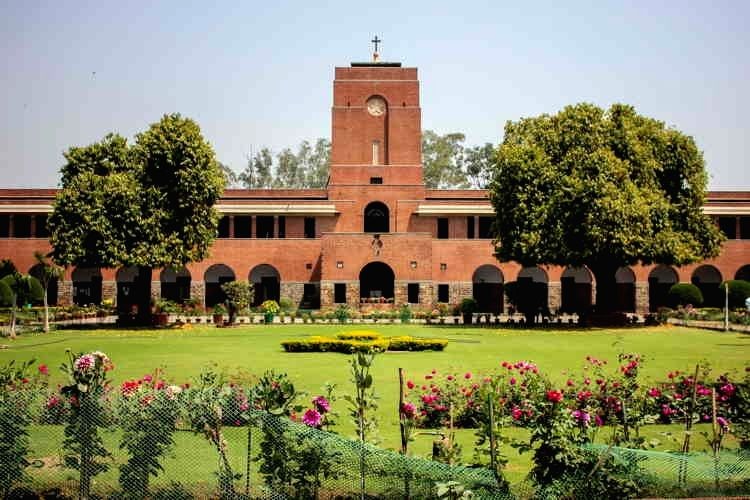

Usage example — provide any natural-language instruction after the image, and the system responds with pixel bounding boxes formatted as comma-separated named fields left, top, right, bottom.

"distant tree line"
left=221, top=132, right=496, bottom=189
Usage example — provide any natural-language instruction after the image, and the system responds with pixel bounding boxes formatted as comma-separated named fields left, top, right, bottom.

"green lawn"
left=2, top=323, right=748, bottom=488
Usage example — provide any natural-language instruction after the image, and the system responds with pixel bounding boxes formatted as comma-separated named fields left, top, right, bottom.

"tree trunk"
left=136, top=266, right=153, bottom=326
left=43, top=288, right=50, bottom=333
left=589, top=263, right=619, bottom=313
left=9, top=293, right=16, bottom=340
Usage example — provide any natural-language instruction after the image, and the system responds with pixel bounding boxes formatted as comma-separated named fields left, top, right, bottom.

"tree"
left=303, top=138, right=331, bottom=188
left=49, top=114, right=224, bottom=323
left=218, top=161, right=239, bottom=188
left=33, top=251, right=64, bottom=333
left=464, top=143, right=496, bottom=189
left=421, top=130, right=469, bottom=188
left=274, top=148, right=302, bottom=188
left=0, top=260, right=16, bottom=279
left=1, top=273, right=43, bottom=339
left=240, top=148, right=274, bottom=188
left=489, top=103, right=724, bottom=314
left=220, top=280, right=253, bottom=324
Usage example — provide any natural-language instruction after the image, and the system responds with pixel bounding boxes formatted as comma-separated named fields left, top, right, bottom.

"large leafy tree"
left=489, top=103, right=724, bottom=312
left=421, top=130, right=469, bottom=188
left=49, top=114, right=224, bottom=321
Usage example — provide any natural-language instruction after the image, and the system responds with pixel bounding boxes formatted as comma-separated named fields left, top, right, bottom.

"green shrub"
left=333, top=304, right=351, bottom=322
left=278, top=296, right=294, bottom=313
left=281, top=335, right=447, bottom=353
left=0, top=280, right=11, bottom=307
left=398, top=304, right=413, bottom=322
left=667, top=283, right=703, bottom=307
left=721, top=280, right=750, bottom=309
left=336, top=330, right=382, bottom=341
left=386, top=336, right=448, bottom=351
left=459, top=297, right=478, bottom=314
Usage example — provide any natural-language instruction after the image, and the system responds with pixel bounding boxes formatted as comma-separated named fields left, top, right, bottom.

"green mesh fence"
left=5, top=404, right=750, bottom=499
left=9, top=408, right=509, bottom=499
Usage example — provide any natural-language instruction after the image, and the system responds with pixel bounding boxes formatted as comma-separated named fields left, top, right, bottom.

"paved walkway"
left=667, top=318, right=750, bottom=333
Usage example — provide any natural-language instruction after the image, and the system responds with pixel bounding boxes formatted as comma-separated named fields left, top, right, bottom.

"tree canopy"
left=489, top=103, right=724, bottom=311
left=49, top=114, right=224, bottom=270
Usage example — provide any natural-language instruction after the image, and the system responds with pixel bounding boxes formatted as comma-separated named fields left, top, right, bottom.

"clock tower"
left=328, top=61, right=424, bottom=188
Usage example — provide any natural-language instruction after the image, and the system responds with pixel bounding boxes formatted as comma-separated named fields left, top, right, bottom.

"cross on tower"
left=371, top=36, right=381, bottom=54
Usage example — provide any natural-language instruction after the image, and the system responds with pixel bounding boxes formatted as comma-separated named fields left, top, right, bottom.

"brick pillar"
left=591, top=282, right=597, bottom=307
left=273, top=216, right=279, bottom=238
left=251, top=216, right=257, bottom=238
left=58, top=280, right=73, bottom=306
left=151, top=281, right=161, bottom=301
left=7, top=215, right=13, bottom=237
left=635, top=282, right=649, bottom=314
left=229, top=215, right=235, bottom=238
left=548, top=281, right=562, bottom=313
left=191, top=281, right=206, bottom=306
left=30, top=215, right=36, bottom=238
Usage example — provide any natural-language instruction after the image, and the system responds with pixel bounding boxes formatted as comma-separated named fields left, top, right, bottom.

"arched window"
left=249, top=264, right=281, bottom=306
left=472, top=265, right=504, bottom=314
left=359, top=262, right=395, bottom=300
left=364, top=201, right=389, bottom=233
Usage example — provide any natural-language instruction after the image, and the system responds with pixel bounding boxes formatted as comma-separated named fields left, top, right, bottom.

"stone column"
left=58, top=280, right=73, bottom=306
left=450, top=282, right=472, bottom=306
left=419, top=282, right=434, bottom=308
left=280, top=282, right=304, bottom=306
left=635, top=282, right=649, bottom=314
left=150, top=281, right=161, bottom=301
left=547, top=281, right=562, bottom=313
left=347, top=281, right=360, bottom=309
left=191, top=281, right=206, bottom=306
left=394, top=281, right=408, bottom=305
left=319, top=281, right=334, bottom=309
left=102, top=281, right=116, bottom=305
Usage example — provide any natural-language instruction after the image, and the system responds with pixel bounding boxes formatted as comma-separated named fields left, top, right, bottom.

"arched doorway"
left=648, top=265, right=678, bottom=311
left=116, top=266, right=151, bottom=315
left=359, top=262, right=395, bottom=300
left=561, top=266, right=592, bottom=314
left=511, top=266, right=549, bottom=315
left=472, top=265, right=504, bottom=314
left=364, top=202, right=389, bottom=233
left=204, top=264, right=235, bottom=308
left=250, top=264, right=280, bottom=306
left=691, top=265, right=722, bottom=307
left=736, top=265, right=750, bottom=282
left=29, top=264, right=57, bottom=306
left=615, top=267, right=636, bottom=312
left=72, top=267, right=102, bottom=306
left=161, top=267, right=191, bottom=303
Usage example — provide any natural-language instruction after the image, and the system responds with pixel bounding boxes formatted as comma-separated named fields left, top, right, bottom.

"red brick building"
left=1, top=60, right=749, bottom=315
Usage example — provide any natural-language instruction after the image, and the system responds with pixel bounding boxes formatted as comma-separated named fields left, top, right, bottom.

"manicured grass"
left=3, top=324, right=748, bottom=485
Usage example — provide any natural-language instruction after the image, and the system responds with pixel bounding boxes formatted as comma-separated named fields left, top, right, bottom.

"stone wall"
left=102, top=281, right=116, bottom=304
left=190, top=281, right=205, bottom=306
left=548, top=282, right=562, bottom=313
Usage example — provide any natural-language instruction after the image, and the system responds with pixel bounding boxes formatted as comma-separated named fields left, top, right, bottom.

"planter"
left=154, top=313, right=168, bottom=327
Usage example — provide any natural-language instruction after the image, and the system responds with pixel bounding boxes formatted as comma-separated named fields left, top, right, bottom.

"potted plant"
left=260, top=299, right=280, bottom=324
left=459, top=297, right=478, bottom=325
left=212, top=303, right=227, bottom=325
left=220, top=281, right=254, bottom=325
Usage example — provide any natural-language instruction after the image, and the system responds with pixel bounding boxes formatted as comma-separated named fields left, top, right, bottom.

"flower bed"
left=281, top=332, right=448, bottom=353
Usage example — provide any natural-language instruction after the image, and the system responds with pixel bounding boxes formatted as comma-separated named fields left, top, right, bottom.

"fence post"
left=245, top=422, right=252, bottom=497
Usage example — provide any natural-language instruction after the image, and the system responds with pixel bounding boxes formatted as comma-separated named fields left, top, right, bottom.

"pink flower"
left=406, top=380, right=415, bottom=389
left=446, top=375, right=454, bottom=381
left=719, top=383, right=735, bottom=397
left=546, top=390, right=563, bottom=403
left=576, top=390, right=592, bottom=402
left=647, top=387, right=661, bottom=398
left=142, top=374, right=153, bottom=383
left=302, top=408, right=322, bottom=428
left=509, top=377, right=516, bottom=386
left=38, top=364, right=49, bottom=376
left=464, top=372, right=472, bottom=379
left=312, top=396, right=330, bottom=414
left=717, top=416, right=730, bottom=430
left=566, top=379, right=574, bottom=387
left=594, top=415, right=604, bottom=426
left=45, top=395, right=61, bottom=409
left=571, top=409, right=591, bottom=426
left=511, top=406, right=523, bottom=420
left=401, top=402, right=417, bottom=418
left=73, top=354, right=95, bottom=373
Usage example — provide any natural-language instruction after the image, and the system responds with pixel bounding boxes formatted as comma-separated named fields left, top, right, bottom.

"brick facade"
left=1, top=60, right=749, bottom=314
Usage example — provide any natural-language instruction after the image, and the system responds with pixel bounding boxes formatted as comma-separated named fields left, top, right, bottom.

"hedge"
left=281, top=335, right=447, bottom=353
left=336, top=330, right=382, bottom=341
left=668, top=283, right=703, bottom=307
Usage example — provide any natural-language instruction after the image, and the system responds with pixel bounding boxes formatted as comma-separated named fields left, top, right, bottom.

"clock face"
left=366, top=96, right=386, bottom=117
